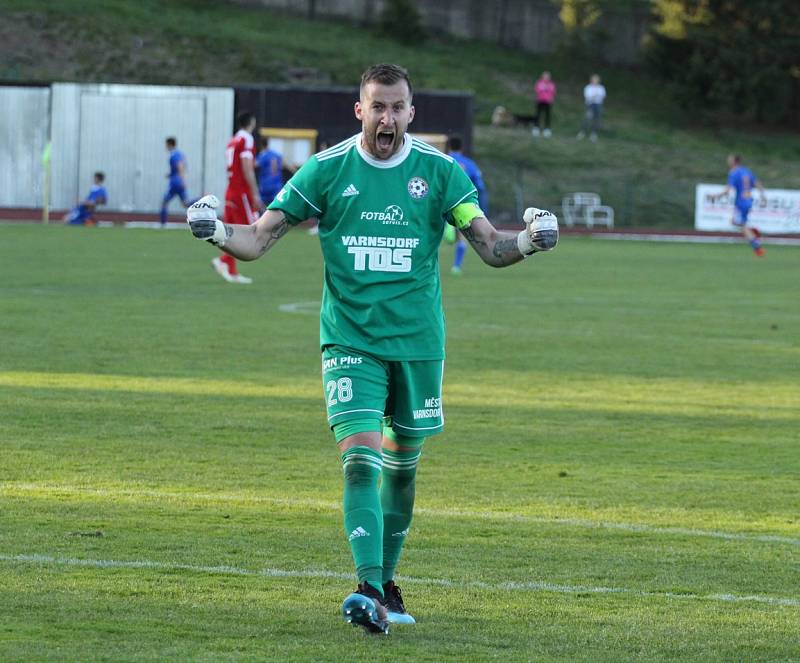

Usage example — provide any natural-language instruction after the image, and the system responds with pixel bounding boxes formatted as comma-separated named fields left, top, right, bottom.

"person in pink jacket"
left=532, top=71, right=556, bottom=137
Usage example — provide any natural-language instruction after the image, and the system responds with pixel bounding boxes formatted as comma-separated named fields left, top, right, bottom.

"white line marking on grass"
left=278, top=300, right=320, bottom=315
left=6, top=483, right=800, bottom=548
left=122, top=221, right=185, bottom=230
left=278, top=300, right=321, bottom=315
left=414, top=506, right=800, bottom=548
left=592, top=233, right=800, bottom=246
left=1, top=553, right=797, bottom=608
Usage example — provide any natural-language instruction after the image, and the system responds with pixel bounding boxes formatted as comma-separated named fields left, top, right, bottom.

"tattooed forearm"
left=222, top=212, right=290, bottom=260
left=492, top=238, right=521, bottom=264
left=462, top=225, right=488, bottom=251
left=270, top=218, right=289, bottom=242
left=452, top=218, right=524, bottom=267
left=254, top=215, right=290, bottom=257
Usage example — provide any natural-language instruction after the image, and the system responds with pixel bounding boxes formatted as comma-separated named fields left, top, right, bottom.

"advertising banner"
left=695, top=184, right=800, bottom=234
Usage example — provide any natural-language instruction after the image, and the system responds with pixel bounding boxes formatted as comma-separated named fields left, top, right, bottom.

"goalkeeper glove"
left=187, top=195, right=227, bottom=247
left=517, top=207, right=559, bottom=256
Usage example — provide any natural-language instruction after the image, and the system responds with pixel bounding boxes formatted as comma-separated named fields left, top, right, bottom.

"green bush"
left=378, top=0, right=426, bottom=45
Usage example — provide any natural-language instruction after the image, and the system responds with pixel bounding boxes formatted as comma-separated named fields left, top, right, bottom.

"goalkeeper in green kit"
left=186, top=64, right=558, bottom=635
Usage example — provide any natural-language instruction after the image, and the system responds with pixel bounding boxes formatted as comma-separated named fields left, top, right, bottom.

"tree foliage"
left=378, top=0, right=426, bottom=46
left=552, top=0, right=647, bottom=61
left=558, top=0, right=602, bottom=34
left=646, top=0, right=800, bottom=126
left=552, top=0, right=605, bottom=57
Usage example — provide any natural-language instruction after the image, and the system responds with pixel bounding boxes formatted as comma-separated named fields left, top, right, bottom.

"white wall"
left=0, top=86, right=50, bottom=207
left=50, top=83, right=234, bottom=213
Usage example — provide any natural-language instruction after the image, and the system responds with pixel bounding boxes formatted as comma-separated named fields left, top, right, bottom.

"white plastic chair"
left=585, top=203, right=614, bottom=228
left=562, top=192, right=600, bottom=227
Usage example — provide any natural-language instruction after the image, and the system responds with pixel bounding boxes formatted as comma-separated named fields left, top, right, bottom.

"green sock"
left=341, top=446, right=384, bottom=595
left=380, top=442, right=423, bottom=584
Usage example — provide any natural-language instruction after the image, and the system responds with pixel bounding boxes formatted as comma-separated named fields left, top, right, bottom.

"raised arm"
left=460, top=217, right=524, bottom=267
left=186, top=195, right=291, bottom=261
left=459, top=207, right=559, bottom=267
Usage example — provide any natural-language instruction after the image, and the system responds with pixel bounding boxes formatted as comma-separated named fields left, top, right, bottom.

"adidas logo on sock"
left=342, top=184, right=360, bottom=197
left=348, top=526, right=370, bottom=541
left=391, top=528, right=409, bottom=538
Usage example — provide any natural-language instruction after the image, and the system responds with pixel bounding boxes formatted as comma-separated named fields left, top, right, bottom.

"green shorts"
left=321, top=345, right=444, bottom=438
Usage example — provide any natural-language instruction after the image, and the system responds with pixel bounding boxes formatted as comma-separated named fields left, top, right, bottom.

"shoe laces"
left=383, top=581, right=404, bottom=608
left=357, top=582, right=385, bottom=604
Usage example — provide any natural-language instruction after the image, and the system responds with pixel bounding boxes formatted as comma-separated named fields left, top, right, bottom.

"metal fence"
left=0, top=86, right=50, bottom=208
left=50, top=84, right=233, bottom=213
left=1, top=82, right=472, bottom=217
left=482, top=160, right=697, bottom=229
left=0, top=83, right=233, bottom=214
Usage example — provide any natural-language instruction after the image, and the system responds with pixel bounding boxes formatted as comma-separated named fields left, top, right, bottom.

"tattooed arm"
left=459, top=207, right=559, bottom=267
left=221, top=209, right=291, bottom=261
left=459, top=216, right=527, bottom=267
left=187, top=195, right=293, bottom=261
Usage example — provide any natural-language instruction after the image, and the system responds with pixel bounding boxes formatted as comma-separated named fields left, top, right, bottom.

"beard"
left=364, top=125, right=403, bottom=159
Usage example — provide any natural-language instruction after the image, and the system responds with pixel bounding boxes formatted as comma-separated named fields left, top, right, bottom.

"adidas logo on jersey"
left=342, top=184, right=360, bottom=197
left=348, top=526, right=370, bottom=541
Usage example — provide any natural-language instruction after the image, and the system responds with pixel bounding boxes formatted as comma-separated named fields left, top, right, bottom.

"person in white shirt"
left=578, top=74, right=606, bottom=141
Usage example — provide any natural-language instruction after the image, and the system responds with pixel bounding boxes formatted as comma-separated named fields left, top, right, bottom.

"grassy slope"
left=3, top=0, right=800, bottom=227
left=0, top=225, right=798, bottom=660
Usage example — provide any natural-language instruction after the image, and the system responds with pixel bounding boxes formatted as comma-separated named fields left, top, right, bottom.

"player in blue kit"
left=255, top=137, right=284, bottom=205
left=446, top=135, right=488, bottom=274
left=64, top=172, right=107, bottom=225
left=160, top=137, right=195, bottom=227
left=711, top=154, right=767, bottom=256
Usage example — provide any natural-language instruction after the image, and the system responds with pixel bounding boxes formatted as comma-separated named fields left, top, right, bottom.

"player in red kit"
left=212, top=111, right=264, bottom=284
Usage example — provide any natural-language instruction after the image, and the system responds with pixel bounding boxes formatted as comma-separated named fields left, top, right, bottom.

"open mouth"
left=376, top=130, right=395, bottom=150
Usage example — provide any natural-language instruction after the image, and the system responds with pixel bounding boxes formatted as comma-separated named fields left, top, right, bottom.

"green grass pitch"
left=1, top=224, right=798, bottom=661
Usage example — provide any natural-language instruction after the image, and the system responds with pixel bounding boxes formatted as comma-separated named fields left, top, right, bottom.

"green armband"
left=449, top=202, right=484, bottom=230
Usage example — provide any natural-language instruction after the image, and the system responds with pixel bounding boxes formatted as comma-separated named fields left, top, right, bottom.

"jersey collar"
left=355, top=132, right=412, bottom=169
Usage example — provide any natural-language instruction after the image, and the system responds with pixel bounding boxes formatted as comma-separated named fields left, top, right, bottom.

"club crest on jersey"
left=407, top=177, right=429, bottom=199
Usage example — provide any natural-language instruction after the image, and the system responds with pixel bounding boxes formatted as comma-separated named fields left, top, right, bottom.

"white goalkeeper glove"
left=187, top=195, right=228, bottom=247
left=517, top=207, right=559, bottom=256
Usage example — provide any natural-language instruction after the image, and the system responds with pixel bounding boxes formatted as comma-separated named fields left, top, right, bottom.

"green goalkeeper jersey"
left=268, top=133, right=478, bottom=360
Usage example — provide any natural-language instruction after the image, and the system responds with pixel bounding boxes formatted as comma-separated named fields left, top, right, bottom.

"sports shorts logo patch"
left=407, top=177, right=429, bottom=199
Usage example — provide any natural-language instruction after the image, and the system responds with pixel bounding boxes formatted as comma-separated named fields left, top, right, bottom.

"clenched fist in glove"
left=516, top=207, right=559, bottom=256
left=186, top=195, right=228, bottom=247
